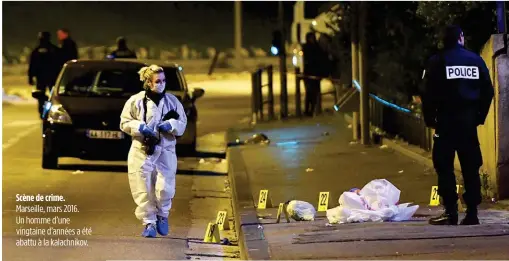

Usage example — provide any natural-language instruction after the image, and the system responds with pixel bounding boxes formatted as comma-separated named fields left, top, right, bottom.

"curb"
left=226, top=128, right=271, bottom=260
left=342, top=112, right=434, bottom=169
left=381, top=139, right=434, bottom=169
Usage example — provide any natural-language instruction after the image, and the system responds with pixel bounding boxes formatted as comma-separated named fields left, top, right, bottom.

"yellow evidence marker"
left=429, top=185, right=465, bottom=212
left=317, top=192, right=330, bottom=212
left=215, top=210, right=230, bottom=230
left=257, top=189, right=273, bottom=209
left=203, top=222, right=221, bottom=243
left=276, top=202, right=291, bottom=223
left=456, top=185, right=465, bottom=213
left=429, top=186, right=440, bottom=206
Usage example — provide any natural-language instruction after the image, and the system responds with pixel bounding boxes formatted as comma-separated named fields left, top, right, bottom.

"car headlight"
left=47, top=104, right=72, bottom=124
left=292, top=55, right=298, bottom=67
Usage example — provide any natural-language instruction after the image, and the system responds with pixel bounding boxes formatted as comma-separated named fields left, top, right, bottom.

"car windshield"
left=57, top=64, right=184, bottom=97
left=162, top=67, right=185, bottom=92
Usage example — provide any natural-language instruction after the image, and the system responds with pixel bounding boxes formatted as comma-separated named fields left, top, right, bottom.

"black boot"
left=429, top=209, right=458, bottom=225
left=460, top=208, right=479, bottom=225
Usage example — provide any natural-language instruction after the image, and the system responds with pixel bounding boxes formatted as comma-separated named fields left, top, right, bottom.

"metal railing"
left=350, top=79, right=432, bottom=151
left=249, top=66, right=432, bottom=151
left=370, top=97, right=432, bottom=151
left=250, top=66, right=341, bottom=121
left=251, top=65, right=275, bottom=122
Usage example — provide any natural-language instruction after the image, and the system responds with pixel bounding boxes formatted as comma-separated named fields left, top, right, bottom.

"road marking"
left=4, top=120, right=40, bottom=128
left=237, top=117, right=250, bottom=124
left=2, top=125, right=40, bottom=150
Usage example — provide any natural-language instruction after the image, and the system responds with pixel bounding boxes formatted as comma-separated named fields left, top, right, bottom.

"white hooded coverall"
left=120, top=91, right=187, bottom=225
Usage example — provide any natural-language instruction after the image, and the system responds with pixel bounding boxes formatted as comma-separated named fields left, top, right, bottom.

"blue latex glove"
left=157, top=121, right=173, bottom=133
left=139, top=124, right=156, bottom=137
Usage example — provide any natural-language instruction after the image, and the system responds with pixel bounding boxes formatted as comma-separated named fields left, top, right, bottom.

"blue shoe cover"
left=156, top=216, right=169, bottom=236
left=142, top=224, right=157, bottom=238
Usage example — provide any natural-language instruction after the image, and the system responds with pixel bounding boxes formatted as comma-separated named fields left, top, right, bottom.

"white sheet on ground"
left=326, top=179, right=419, bottom=224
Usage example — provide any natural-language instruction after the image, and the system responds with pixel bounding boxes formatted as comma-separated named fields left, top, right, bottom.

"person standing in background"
left=56, top=28, right=78, bottom=67
left=28, top=31, right=60, bottom=118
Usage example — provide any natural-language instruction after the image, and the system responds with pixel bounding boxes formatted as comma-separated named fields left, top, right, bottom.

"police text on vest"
left=446, top=66, right=479, bottom=79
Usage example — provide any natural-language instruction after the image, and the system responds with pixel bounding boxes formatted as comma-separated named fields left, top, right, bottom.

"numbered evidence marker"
left=215, top=210, right=230, bottom=230
left=429, top=185, right=465, bottom=212
left=203, top=222, right=221, bottom=243
left=429, top=186, right=440, bottom=206
left=317, top=192, right=330, bottom=212
left=456, top=185, right=465, bottom=213
left=257, top=189, right=273, bottom=209
left=276, top=203, right=290, bottom=223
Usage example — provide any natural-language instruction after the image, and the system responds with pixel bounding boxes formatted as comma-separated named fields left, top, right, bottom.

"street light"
left=270, top=46, right=279, bottom=56
left=271, top=30, right=282, bottom=54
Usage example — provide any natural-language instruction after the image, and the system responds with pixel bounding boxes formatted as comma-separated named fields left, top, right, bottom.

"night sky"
left=3, top=1, right=319, bottom=54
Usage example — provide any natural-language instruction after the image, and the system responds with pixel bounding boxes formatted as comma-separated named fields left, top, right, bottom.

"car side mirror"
left=32, top=90, right=46, bottom=99
left=191, top=88, right=205, bottom=101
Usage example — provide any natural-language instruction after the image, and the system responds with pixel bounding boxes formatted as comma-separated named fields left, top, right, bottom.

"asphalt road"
left=2, top=95, right=251, bottom=260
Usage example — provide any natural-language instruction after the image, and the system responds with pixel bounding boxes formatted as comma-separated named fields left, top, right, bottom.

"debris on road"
left=287, top=200, right=316, bottom=221
left=230, top=133, right=271, bottom=147
left=305, top=168, right=314, bottom=172
left=245, top=133, right=270, bottom=145
left=326, top=179, right=419, bottom=224
left=71, top=170, right=84, bottom=175
left=398, top=170, right=404, bottom=173
left=379, top=145, right=389, bottom=150
left=221, top=238, right=232, bottom=245
left=322, top=131, right=330, bottom=136
left=349, top=141, right=358, bottom=145
left=348, top=124, right=352, bottom=129
left=199, top=159, right=205, bottom=164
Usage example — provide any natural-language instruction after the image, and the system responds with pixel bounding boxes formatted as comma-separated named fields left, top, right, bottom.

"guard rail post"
left=267, top=65, right=275, bottom=120
left=251, top=71, right=258, bottom=123
left=256, top=69, right=264, bottom=121
left=295, top=67, right=302, bottom=117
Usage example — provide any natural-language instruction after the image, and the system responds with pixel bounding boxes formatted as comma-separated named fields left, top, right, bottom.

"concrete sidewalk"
left=227, top=113, right=509, bottom=260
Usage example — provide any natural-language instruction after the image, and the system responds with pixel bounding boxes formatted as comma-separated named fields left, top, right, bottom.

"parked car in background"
left=32, top=59, right=204, bottom=169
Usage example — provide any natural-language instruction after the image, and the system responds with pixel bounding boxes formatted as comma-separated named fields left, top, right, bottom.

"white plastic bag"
left=286, top=200, right=316, bottom=221
left=326, top=206, right=346, bottom=224
left=392, top=204, right=420, bottom=221
left=360, top=179, right=401, bottom=210
left=339, top=192, right=368, bottom=210
left=326, top=179, right=419, bottom=224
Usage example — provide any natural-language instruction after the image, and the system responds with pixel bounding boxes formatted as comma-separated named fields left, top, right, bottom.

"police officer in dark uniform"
left=107, top=36, right=137, bottom=59
left=56, top=28, right=79, bottom=68
left=422, top=25, right=494, bottom=226
left=302, top=32, right=328, bottom=116
left=28, top=31, right=60, bottom=118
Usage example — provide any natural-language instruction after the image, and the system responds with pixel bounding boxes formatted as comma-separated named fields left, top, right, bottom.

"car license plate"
left=87, top=130, right=124, bottom=140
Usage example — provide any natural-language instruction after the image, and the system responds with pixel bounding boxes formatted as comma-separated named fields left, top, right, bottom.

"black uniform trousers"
left=35, top=81, right=51, bottom=117
left=432, top=126, right=483, bottom=212
left=304, top=78, right=321, bottom=116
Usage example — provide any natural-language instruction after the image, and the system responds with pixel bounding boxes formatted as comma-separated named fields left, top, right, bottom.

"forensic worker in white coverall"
left=120, top=64, right=187, bottom=238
